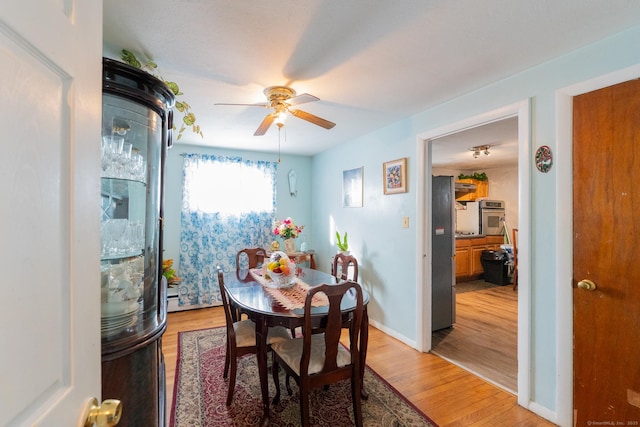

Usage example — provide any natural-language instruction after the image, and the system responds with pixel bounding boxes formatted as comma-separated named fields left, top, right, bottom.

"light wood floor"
left=432, top=284, right=518, bottom=392
left=163, top=306, right=555, bottom=426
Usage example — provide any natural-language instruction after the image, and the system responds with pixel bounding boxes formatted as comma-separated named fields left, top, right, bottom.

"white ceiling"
left=431, top=116, right=519, bottom=170
left=103, top=0, right=640, bottom=163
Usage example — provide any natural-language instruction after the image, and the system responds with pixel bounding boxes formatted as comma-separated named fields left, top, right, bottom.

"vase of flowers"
left=273, top=217, right=304, bottom=253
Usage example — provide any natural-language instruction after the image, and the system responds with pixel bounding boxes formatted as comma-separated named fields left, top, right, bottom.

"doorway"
left=416, top=100, right=531, bottom=402
left=430, top=117, right=519, bottom=393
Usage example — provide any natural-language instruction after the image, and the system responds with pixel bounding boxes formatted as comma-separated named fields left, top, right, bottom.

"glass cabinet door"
left=100, top=93, right=163, bottom=351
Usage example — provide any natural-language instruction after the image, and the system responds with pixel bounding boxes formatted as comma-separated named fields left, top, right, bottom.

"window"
left=186, top=159, right=275, bottom=216
left=178, top=154, right=278, bottom=308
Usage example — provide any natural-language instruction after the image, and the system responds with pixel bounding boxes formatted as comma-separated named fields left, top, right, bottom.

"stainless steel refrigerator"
left=432, top=175, right=456, bottom=331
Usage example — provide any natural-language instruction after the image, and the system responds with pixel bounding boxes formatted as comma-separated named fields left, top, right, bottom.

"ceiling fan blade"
left=287, top=93, right=319, bottom=107
left=290, top=109, right=336, bottom=130
left=254, top=113, right=275, bottom=136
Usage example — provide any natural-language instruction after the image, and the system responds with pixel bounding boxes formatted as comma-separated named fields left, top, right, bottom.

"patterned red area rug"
left=170, top=327, right=438, bottom=426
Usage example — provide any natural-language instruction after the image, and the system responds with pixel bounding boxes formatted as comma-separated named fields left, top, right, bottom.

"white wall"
left=310, top=25, right=640, bottom=425
left=485, top=165, right=518, bottom=232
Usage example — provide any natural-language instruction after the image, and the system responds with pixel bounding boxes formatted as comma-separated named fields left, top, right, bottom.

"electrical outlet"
left=402, top=216, right=409, bottom=228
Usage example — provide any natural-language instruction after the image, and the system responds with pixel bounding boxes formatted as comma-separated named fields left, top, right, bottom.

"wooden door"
left=573, top=79, right=640, bottom=425
left=0, top=1, right=102, bottom=425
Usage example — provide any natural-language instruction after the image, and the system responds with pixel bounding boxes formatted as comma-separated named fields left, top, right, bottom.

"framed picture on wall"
left=342, top=167, right=363, bottom=208
left=383, top=158, right=408, bottom=194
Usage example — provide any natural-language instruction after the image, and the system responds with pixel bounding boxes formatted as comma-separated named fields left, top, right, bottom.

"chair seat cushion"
left=233, top=319, right=291, bottom=348
left=271, top=334, right=351, bottom=375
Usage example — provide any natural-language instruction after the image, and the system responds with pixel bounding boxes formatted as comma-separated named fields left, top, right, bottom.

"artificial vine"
left=458, top=172, right=488, bottom=181
left=121, top=49, right=203, bottom=140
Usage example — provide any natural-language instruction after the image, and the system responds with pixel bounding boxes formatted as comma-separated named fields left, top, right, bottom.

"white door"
left=0, top=1, right=103, bottom=426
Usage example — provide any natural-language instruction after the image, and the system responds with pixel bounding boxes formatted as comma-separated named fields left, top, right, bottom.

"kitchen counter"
left=455, top=234, right=486, bottom=239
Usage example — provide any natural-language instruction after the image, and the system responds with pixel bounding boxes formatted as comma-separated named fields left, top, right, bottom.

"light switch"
left=402, top=216, right=409, bottom=228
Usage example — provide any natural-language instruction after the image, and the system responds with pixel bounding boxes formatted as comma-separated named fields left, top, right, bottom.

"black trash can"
left=480, top=250, right=510, bottom=285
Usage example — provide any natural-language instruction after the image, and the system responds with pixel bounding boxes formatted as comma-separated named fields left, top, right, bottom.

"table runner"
left=249, top=268, right=328, bottom=309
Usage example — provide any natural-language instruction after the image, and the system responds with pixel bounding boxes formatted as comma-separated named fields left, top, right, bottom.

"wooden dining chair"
left=331, top=253, right=359, bottom=282
left=290, top=254, right=359, bottom=340
left=235, top=247, right=267, bottom=270
left=217, top=267, right=290, bottom=406
left=233, top=247, right=266, bottom=320
left=271, top=281, right=364, bottom=427
left=512, top=228, right=518, bottom=290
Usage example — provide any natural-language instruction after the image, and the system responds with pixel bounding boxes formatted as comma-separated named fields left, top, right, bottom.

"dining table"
left=223, top=267, right=370, bottom=426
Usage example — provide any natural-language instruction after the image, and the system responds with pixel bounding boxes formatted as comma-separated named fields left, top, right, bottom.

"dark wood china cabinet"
left=100, top=57, right=174, bottom=426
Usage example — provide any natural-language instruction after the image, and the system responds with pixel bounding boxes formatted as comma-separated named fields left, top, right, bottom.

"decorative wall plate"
left=535, top=145, right=553, bottom=173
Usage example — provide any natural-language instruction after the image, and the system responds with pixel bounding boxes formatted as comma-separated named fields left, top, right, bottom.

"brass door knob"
left=84, top=398, right=122, bottom=427
left=577, top=279, right=597, bottom=291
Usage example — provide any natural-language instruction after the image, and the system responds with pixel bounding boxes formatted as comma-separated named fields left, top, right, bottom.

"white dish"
left=101, top=300, right=139, bottom=317
left=101, top=318, right=133, bottom=330
left=102, top=311, right=136, bottom=324
left=102, top=316, right=137, bottom=336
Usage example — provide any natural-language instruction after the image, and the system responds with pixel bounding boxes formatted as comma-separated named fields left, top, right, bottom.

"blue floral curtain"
left=177, top=153, right=277, bottom=307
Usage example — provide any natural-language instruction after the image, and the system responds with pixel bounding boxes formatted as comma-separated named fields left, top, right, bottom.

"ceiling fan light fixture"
left=215, top=85, right=335, bottom=136
left=274, top=110, right=287, bottom=127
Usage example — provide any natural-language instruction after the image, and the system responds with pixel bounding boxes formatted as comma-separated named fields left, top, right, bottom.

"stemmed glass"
left=130, top=152, right=145, bottom=182
left=106, top=219, right=127, bottom=256
left=101, top=135, right=124, bottom=177
left=116, top=142, right=132, bottom=178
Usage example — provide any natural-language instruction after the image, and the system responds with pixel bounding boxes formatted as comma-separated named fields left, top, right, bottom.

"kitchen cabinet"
left=471, top=244, right=487, bottom=275
left=455, top=236, right=505, bottom=281
left=100, top=58, right=174, bottom=426
left=455, top=240, right=471, bottom=278
left=455, top=178, right=489, bottom=201
left=486, top=235, right=504, bottom=250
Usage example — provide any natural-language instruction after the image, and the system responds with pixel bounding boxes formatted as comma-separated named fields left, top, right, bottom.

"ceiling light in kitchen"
left=470, top=145, right=491, bottom=158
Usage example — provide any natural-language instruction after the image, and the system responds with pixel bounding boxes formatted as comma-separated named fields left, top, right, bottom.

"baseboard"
left=167, top=296, right=218, bottom=312
left=368, top=318, right=417, bottom=349
left=526, top=401, right=559, bottom=426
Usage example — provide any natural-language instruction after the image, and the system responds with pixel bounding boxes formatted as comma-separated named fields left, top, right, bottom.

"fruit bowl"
left=263, top=251, right=296, bottom=289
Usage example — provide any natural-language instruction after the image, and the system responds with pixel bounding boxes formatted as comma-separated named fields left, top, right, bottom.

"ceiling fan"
left=215, top=86, right=336, bottom=136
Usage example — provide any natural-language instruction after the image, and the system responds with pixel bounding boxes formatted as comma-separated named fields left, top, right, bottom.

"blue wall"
left=309, top=25, right=640, bottom=424
left=160, top=25, right=640, bottom=425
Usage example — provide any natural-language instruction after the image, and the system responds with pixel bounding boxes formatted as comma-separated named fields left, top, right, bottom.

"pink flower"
left=273, top=217, right=304, bottom=239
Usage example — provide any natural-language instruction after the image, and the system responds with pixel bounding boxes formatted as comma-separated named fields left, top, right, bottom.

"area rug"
left=170, top=327, right=438, bottom=426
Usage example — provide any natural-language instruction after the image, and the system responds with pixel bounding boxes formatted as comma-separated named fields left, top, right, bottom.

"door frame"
left=555, top=63, right=640, bottom=427
left=415, top=99, right=531, bottom=403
